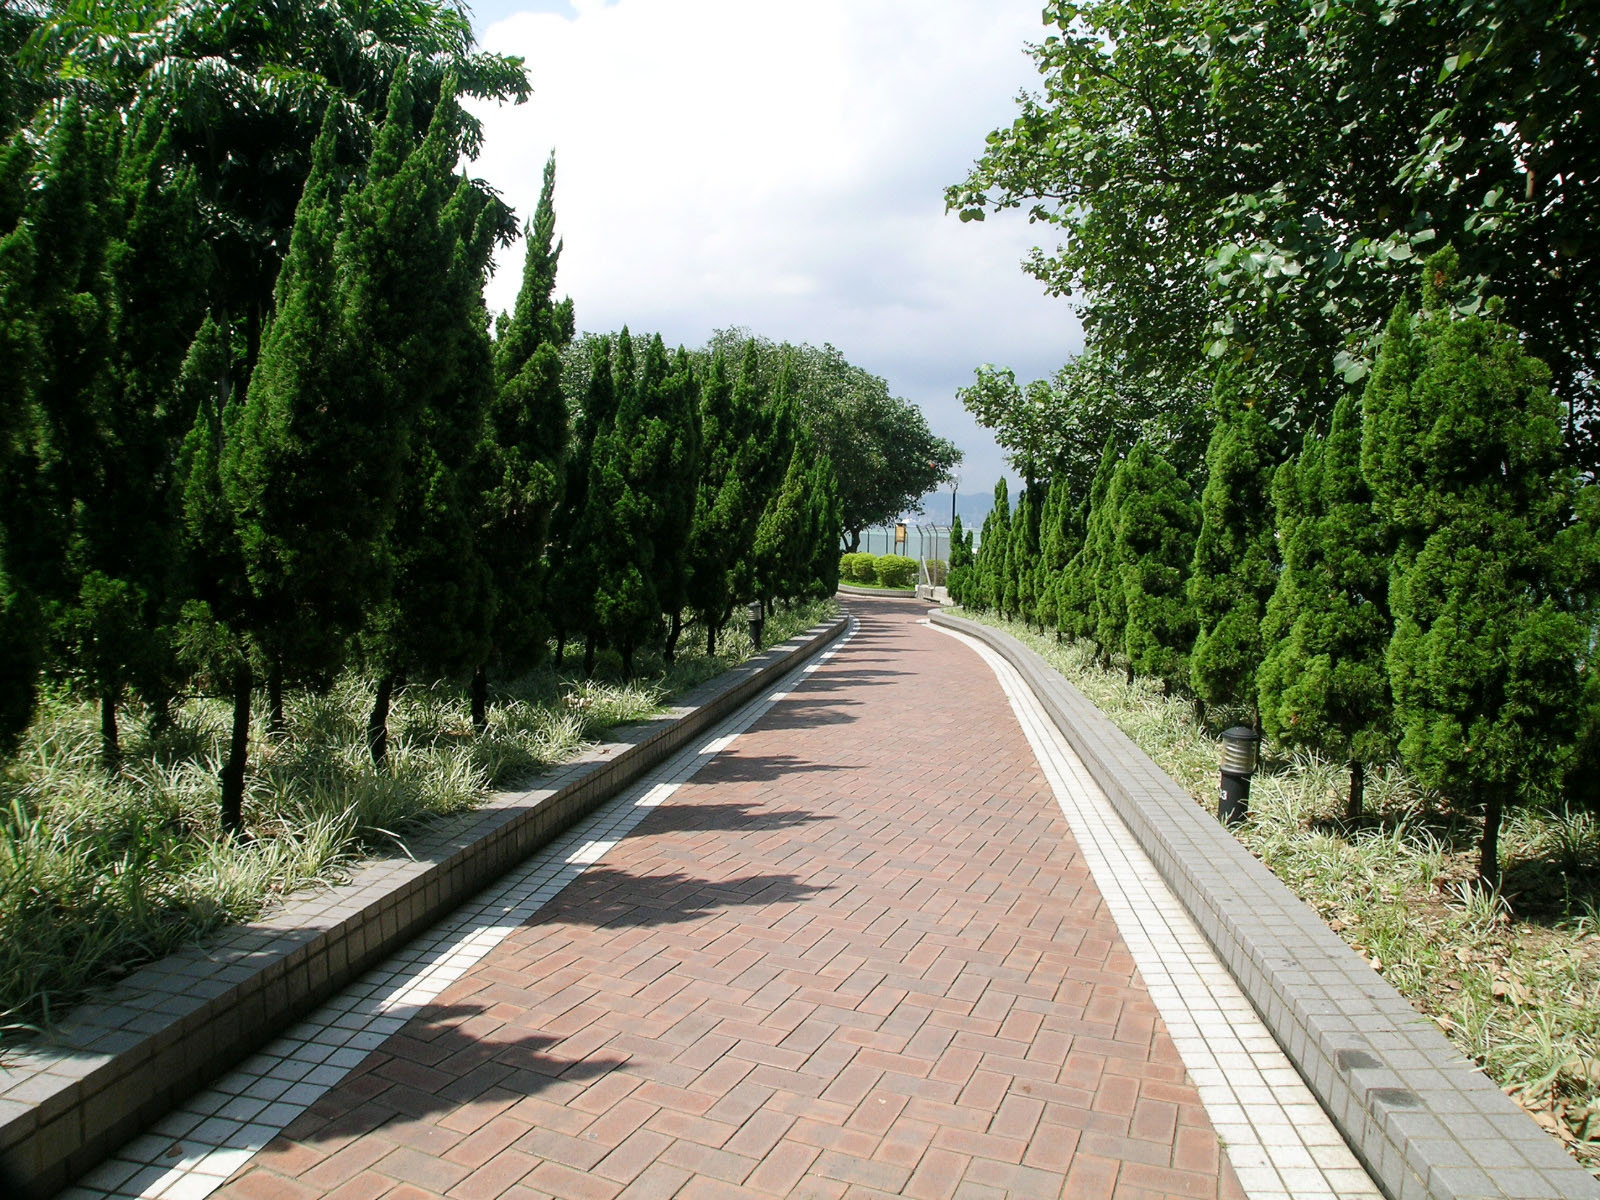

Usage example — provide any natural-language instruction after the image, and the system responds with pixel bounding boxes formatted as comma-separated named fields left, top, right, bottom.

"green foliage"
left=684, top=350, right=754, bottom=644
left=1259, top=396, right=1394, bottom=790
left=1111, top=442, right=1198, bottom=690
left=1009, top=485, right=1042, bottom=625
left=1188, top=374, right=1277, bottom=710
left=838, top=553, right=875, bottom=585
left=1371, top=251, right=1586, bottom=880
left=950, top=0, right=1600, bottom=464
left=1035, top=472, right=1078, bottom=633
left=478, top=155, right=571, bottom=676
left=701, top=329, right=960, bottom=544
left=1060, top=438, right=1120, bottom=643
left=946, top=515, right=972, bottom=604
left=873, top=556, right=918, bottom=590
left=971, top=478, right=1011, bottom=613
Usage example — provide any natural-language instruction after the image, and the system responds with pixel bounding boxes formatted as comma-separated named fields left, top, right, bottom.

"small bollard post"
left=747, top=600, right=765, bottom=650
left=1218, top=725, right=1260, bottom=827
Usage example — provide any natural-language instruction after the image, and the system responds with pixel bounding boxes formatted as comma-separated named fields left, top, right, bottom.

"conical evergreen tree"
left=0, top=124, right=40, bottom=748
left=1010, top=485, right=1042, bottom=627
left=947, top=515, right=971, bottom=606
left=1188, top=372, right=1277, bottom=721
left=684, top=350, right=748, bottom=652
left=801, top=452, right=844, bottom=600
left=1112, top=442, right=1198, bottom=692
left=473, top=154, right=571, bottom=724
left=1035, top=475, right=1073, bottom=635
left=1061, top=438, right=1119, bottom=645
left=548, top=333, right=624, bottom=666
left=1259, top=396, right=1393, bottom=819
left=652, top=346, right=702, bottom=661
left=362, top=171, right=501, bottom=762
left=1369, top=250, right=1586, bottom=883
left=754, top=396, right=812, bottom=610
left=978, top=479, right=1011, bottom=614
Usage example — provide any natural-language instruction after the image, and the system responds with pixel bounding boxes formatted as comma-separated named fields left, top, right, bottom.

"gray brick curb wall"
left=931, top=610, right=1599, bottom=1200
left=0, top=616, right=848, bottom=1199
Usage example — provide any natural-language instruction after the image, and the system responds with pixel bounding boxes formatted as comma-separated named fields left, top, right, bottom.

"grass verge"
left=0, top=601, right=837, bottom=1039
left=957, top=610, right=1600, bottom=1176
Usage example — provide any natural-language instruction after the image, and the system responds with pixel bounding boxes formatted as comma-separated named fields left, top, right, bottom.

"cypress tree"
left=1090, top=446, right=1132, bottom=665
left=1034, top=476, right=1068, bottom=635
left=363, top=172, right=500, bottom=763
left=222, top=108, right=355, bottom=826
left=1259, top=396, right=1393, bottom=819
left=947, top=514, right=971, bottom=606
left=474, top=155, right=571, bottom=726
left=1370, top=250, right=1585, bottom=884
left=0, top=124, right=39, bottom=748
left=980, top=479, right=1011, bottom=614
left=1188, top=373, right=1277, bottom=722
left=1112, top=442, right=1198, bottom=692
left=654, top=346, right=702, bottom=661
left=802, top=452, right=845, bottom=600
left=1061, top=438, right=1119, bottom=645
left=548, top=333, right=624, bottom=667
left=754, top=422, right=812, bottom=609
left=1010, top=485, right=1042, bottom=627
left=684, top=350, right=745, bottom=652
left=583, top=333, right=669, bottom=675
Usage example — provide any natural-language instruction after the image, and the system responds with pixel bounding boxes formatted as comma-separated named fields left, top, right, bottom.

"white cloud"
left=468, top=0, right=1081, bottom=493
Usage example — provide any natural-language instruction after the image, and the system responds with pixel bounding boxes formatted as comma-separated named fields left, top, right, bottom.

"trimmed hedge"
left=836, top=552, right=919, bottom=589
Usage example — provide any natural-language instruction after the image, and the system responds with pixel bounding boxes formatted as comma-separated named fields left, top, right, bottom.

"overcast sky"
left=464, top=0, right=1082, bottom=493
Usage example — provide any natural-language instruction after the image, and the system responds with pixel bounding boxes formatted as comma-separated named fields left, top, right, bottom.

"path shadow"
left=278, top=1003, right=628, bottom=1150
left=753, top=697, right=862, bottom=729
left=694, top=752, right=856, bottom=783
left=536, top=866, right=829, bottom=929
left=630, top=801, right=831, bottom=836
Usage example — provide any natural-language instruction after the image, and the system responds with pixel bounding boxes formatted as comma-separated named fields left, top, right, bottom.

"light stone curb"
left=0, top=616, right=848, bottom=1199
left=930, top=609, right=1600, bottom=1200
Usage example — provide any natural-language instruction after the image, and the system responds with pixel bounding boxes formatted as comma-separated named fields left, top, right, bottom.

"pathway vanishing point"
left=66, top=596, right=1382, bottom=1200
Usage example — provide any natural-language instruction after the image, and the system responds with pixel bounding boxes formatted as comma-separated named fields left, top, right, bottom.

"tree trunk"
left=621, top=642, right=635, bottom=677
left=220, top=664, right=252, bottom=836
left=1346, top=759, right=1365, bottom=822
left=583, top=636, right=596, bottom=678
left=267, top=661, right=286, bottom=736
left=470, top=664, right=488, bottom=735
left=847, top=528, right=861, bottom=553
left=367, top=673, right=395, bottom=767
left=1125, top=661, right=1135, bottom=685
left=1193, top=696, right=1205, bottom=728
left=1478, top=791, right=1504, bottom=886
left=555, top=632, right=566, bottom=667
left=100, top=684, right=121, bottom=769
left=707, top=620, right=717, bottom=656
left=664, top=611, right=683, bottom=665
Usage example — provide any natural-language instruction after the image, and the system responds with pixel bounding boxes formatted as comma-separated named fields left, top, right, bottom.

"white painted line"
left=932, top=622, right=1382, bottom=1200
left=71, top=620, right=858, bottom=1200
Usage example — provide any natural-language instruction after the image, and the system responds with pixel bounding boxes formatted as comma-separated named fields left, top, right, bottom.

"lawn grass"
left=958, top=610, right=1600, bottom=1176
left=0, top=600, right=837, bottom=1039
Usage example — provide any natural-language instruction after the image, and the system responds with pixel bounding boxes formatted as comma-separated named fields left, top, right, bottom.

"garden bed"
left=0, top=601, right=837, bottom=1039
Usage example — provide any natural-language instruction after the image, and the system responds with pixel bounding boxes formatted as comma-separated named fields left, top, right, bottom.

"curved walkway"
left=70, top=597, right=1378, bottom=1200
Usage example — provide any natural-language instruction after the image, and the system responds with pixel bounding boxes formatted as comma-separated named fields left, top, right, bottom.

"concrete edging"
left=931, top=610, right=1600, bottom=1200
left=836, top=584, right=926, bottom=599
left=0, top=616, right=848, bottom=1199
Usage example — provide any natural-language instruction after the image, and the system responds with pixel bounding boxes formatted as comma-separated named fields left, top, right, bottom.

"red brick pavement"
left=216, top=597, right=1245, bottom=1200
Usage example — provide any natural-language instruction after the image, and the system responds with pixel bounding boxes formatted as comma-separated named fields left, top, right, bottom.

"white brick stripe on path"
left=61, top=620, right=860, bottom=1200
left=931, top=621, right=1384, bottom=1200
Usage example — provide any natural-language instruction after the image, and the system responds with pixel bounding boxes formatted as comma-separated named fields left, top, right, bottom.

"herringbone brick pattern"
left=214, top=598, right=1244, bottom=1199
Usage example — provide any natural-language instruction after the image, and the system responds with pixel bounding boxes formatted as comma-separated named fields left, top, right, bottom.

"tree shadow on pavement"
left=693, top=752, right=857, bottom=783
left=628, top=800, right=831, bottom=836
left=535, top=866, right=828, bottom=930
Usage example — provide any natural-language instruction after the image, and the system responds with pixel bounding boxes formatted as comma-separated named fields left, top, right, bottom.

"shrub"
left=874, top=555, right=918, bottom=589
left=838, top=552, right=875, bottom=584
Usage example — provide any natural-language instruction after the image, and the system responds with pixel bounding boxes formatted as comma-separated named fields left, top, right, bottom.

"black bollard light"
left=1218, top=725, right=1260, bottom=827
left=747, top=600, right=765, bottom=650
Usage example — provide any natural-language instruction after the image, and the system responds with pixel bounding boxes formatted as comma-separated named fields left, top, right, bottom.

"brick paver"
left=215, top=597, right=1243, bottom=1199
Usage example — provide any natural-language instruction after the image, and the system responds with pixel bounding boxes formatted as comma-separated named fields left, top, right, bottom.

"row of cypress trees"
left=950, top=251, right=1596, bottom=883
left=1, top=73, right=842, bottom=831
